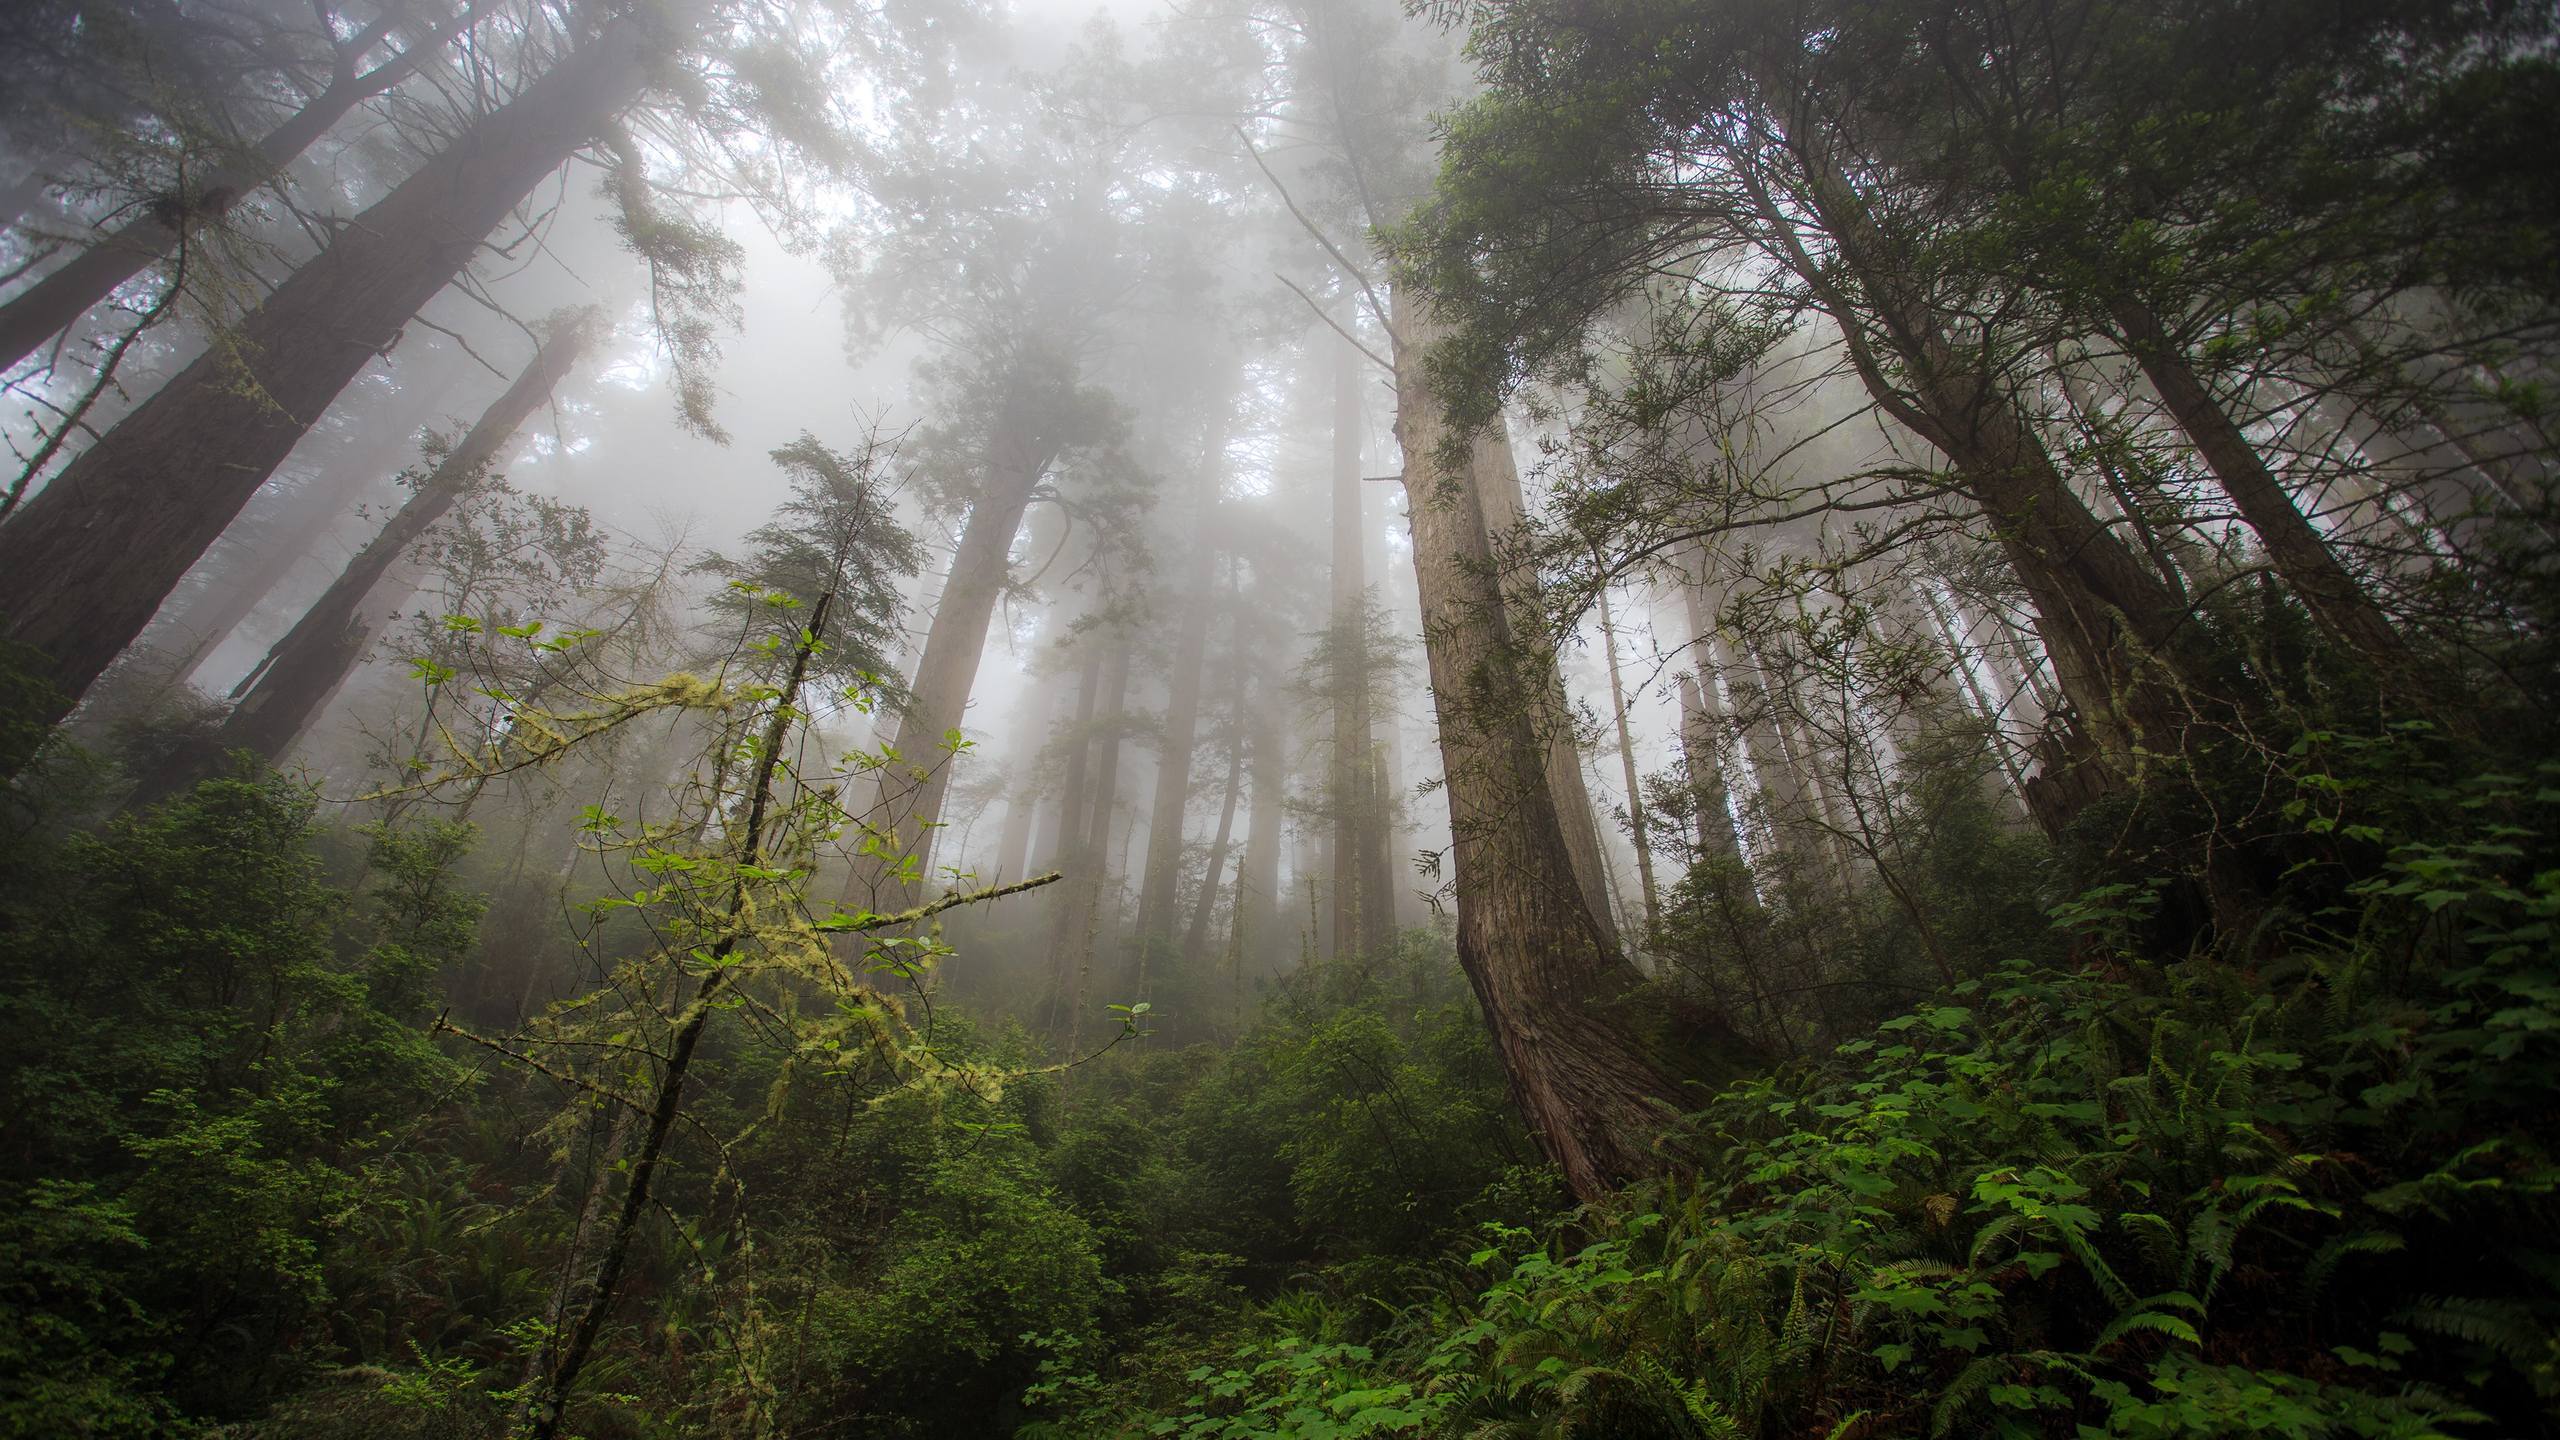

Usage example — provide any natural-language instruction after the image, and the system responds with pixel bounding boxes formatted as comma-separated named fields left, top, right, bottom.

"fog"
left=7, top=0, right=2553, bottom=1432
left=1, top=0, right=1570, bottom=1013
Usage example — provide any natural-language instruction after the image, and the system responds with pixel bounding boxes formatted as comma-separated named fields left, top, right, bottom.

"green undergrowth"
left=1036, top=755, right=2560, bottom=1439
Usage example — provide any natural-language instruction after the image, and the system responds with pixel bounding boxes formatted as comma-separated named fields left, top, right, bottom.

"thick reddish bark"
left=1471, top=422, right=1622, bottom=951
left=1393, top=294, right=1679, bottom=1202
left=0, top=18, right=658, bottom=732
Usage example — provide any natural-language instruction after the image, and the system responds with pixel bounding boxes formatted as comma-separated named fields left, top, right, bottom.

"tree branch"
left=1235, top=124, right=1389, bottom=331
left=825, top=870, right=1063, bottom=933
left=1276, top=272, right=1395, bottom=375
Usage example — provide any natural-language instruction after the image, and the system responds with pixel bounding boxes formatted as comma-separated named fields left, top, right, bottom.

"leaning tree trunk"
left=0, top=3, right=477, bottom=373
left=1392, top=292, right=1681, bottom=1202
left=130, top=315, right=594, bottom=807
left=0, top=17, right=660, bottom=738
left=523, top=587, right=835, bottom=1440
left=2107, top=300, right=2419, bottom=686
left=1771, top=158, right=2228, bottom=768
left=1596, top=585, right=1660, bottom=930
left=853, top=404, right=1060, bottom=907
left=142, top=360, right=472, bottom=695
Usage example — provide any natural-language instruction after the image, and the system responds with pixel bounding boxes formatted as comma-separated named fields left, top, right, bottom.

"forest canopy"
left=0, top=0, right=2556, bottom=1436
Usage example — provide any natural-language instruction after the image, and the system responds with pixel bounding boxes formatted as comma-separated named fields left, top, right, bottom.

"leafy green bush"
left=0, top=771, right=470, bottom=1427
left=1070, top=747, right=2560, bottom=1439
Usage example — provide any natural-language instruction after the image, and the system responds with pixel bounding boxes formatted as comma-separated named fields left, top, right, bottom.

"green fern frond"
left=1928, top=1352, right=2015, bottom=1437
left=2396, top=1295, right=2557, bottom=1385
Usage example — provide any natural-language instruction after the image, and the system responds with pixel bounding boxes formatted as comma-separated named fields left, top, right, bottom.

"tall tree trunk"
left=1391, top=293, right=1681, bottom=1202
left=144, top=360, right=472, bottom=697
left=127, top=466, right=375, bottom=706
left=0, top=17, right=660, bottom=734
left=1596, top=585, right=1659, bottom=930
left=1470, top=420, right=1621, bottom=950
left=1235, top=677, right=1285, bottom=979
left=1676, top=674, right=1745, bottom=865
left=130, top=315, right=593, bottom=807
left=1048, top=635, right=1107, bottom=872
left=0, top=3, right=476, bottom=374
left=1767, top=158, right=2228, bottom=764
left=1716, top=634, right=1810, bottom=857
left=1134, top=429, right=1227, bottom=952
left=1183, top=705, right=1246, bottom=970
left=1036, top=636, right=1106, bottom=1027
left=996, top=792, right=1038, bottom=884
left=2106, top=301, right=2419, bottom=684
left=1914, top=579, right=2027, bottom=809
left=855, top=400, right=1061, bottom=906
left=1325, top=328, right=1396, bottom=960
left=2052, top=352, right=2202, bottom=602
left=1062, top=640, right=1128, bottom=1051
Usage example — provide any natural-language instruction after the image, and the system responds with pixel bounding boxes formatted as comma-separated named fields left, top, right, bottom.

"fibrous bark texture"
left=1391, top=292, right=1677, bottom=1202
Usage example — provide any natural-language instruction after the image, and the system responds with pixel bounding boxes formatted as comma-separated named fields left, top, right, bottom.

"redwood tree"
left=0, top=12, right=669, bottom=734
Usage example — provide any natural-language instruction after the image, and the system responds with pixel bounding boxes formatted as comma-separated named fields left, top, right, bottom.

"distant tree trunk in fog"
left=129, top=315, right=594, bottom=808
left=1183, top=653, right=1248, bottom=969
left=1042, top=637, right=1107, bottom=878
left=1382, top=719, right=1425, bottom=929
left=1595, top=586, right=1659, bottom=930
left=1134, top=432, right=1227, bottom=956
left=1235, top=695, right=1285, bottom=978
left=991, top=685, right=1059, bottom=882
left=0, top=4, right=474, bottom=375
left=1470, top=423, right=1620, bottom=951
left=854, top=399, right=1062, bottom=905
left=2324, top=327, right=2555, bottom=538
left=1325, top=330, right=1395, bottom=962
left=1059, top=640, right=1128, bottom=1048
left=0, top=20, right=659, bottom=740
left=1764, top=639, right=1860, bottom=881
left=1391, top=294, right=1686, bottom=1203
left=2106, top=300, right=2419, bottom=686
left=142, top=362, right=471, bottom=697
left=1676, top=674, right=1744, bottom=866
left=144, top=468, right=376, bottom=697
left=996, top=791, right=1038, bottom=883
left=1690, top=580, right=1813, bottom=865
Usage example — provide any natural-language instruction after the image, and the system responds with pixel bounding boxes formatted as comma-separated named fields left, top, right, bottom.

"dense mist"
left=2, top=0, right=2555, bottom=1435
